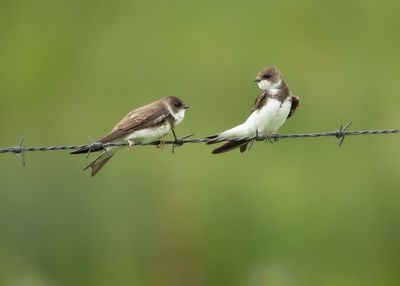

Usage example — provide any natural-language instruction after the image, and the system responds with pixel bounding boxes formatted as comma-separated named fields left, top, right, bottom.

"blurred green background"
left=1, top=0, right=400, bottom=285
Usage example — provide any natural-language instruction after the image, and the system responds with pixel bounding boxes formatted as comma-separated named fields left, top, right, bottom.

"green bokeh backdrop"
left=1, top=1, right=399, bottom=285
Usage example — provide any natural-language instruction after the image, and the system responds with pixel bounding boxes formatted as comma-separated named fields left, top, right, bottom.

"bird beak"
left=254, top=77, right=261, bottom=83
left=184, top=105, right=190, bottom=109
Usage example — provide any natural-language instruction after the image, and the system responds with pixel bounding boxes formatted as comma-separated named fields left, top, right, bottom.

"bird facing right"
left=71, top=96, right=189, bottom=177
left=207, top=67, right=300, bottom=154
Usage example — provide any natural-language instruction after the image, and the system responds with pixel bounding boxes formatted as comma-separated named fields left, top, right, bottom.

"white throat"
left=167, top=106, right=185, bottom=125
left=258, top=79, right=282, bottom=95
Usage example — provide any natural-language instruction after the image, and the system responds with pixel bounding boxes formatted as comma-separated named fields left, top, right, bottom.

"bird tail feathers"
left=83, top=152, right=114, bottom=177
left=205, top=123, right=250, bottom=145
left=70, top=144, right=103, bottom=155
left=211, top=139, right=251, bottom=154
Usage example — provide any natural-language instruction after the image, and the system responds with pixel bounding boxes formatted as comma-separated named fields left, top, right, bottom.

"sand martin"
left=207, top=67, right=299, bottom=154
left=71, top=96, right=189, bottom=176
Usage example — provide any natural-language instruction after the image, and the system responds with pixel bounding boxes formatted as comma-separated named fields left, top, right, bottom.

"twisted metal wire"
left=1, top=122, right=399, bottom=165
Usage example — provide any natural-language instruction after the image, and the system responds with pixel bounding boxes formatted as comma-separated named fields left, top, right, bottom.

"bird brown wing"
left=251, top=92, right=268, bottom=113
left=99, top=102, right=171, bottom=143
left=288, top=95, right=300, bottom=118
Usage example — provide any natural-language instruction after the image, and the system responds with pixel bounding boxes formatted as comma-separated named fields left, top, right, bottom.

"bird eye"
left=175, top=102, right=182, bottom=107
left=264, top=74, right=272, bottom=79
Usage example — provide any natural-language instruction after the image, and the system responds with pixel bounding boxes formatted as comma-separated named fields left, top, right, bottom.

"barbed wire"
left=1, top=122, right=399, bottom=165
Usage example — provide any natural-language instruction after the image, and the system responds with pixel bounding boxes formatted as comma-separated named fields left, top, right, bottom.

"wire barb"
left=1, top=123, right=400, bottom=166
left=86, top=136, right=104, bottom=158
left=336, top=122, right=352, bottom=146
left=14, top=136, right=26, bottom=166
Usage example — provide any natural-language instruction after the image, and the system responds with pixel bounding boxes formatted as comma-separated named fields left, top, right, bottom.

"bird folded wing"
left=99, top=105, right=170, bottom=143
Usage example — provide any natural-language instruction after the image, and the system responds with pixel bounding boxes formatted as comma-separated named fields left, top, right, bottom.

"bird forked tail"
left=83, top=152, right=114, bottom=177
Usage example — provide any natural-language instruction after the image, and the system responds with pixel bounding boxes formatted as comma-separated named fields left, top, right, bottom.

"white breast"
left=245, top=97, right=291, bottom=135
left=173, top=109, right=185, bottom=125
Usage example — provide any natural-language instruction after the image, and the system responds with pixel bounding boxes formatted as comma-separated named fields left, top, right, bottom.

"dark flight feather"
left=252, top=92, right=268, bottom=113
left=211, top=139, right=251, bottom=154
left=83, top=155, right=113, bottom=177
left=288, top=95, right=300, bottom=118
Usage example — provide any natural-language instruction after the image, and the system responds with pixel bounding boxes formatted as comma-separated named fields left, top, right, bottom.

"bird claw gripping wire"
left=336, top=122, right=352, bottom=146
left=255, top=130, right=275, bottom=144
left=263, top=135, right=275, bottom=144
left=172, top=133, right=194, bottom=154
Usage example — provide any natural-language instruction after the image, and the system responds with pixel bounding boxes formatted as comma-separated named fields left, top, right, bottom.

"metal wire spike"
left=14, top=136, right=26, bottom=166
left=181, top=133, right=195, bottom=140
left=336, top=121, right=352, bottom=146
left=86, top=136, right=106, bottom=157
left=172, top=133, right=195, bottom=153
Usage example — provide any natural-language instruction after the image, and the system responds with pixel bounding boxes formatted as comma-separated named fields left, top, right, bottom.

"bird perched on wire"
left=206, top=67, right=300, bottom=154
left=71, top=96, right=189, bottom=176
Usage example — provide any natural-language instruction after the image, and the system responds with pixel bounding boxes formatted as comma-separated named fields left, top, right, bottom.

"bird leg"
left=157, top=135, right=165, bottom=149
left=253, top=129, right=277, bottom=143
left=128, top=139, right=135, bottom=150
left=172, top=130, right=180, bottom=146
left=263, top=134, right=274, bottom=144
left=171, top=129, right=182, bottom=154
left=256, top=130, right=274, bottom=144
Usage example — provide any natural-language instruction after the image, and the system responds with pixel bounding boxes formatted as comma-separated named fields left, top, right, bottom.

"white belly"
left=103, top=123, right=171, bottom=154
left=109, top=122, right=172, bottom=146
left=218, top=97, right=292, bottom=139
left=130, top=123, right=171, bottom=143
left=246, top=97, right=291, bottom=135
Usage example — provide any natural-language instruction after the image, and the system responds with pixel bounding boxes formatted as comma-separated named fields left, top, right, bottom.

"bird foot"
left=262, top=134, right=275, bottom=144
left=157, top=139, right=165, bottom=149
left=128, top=139, right=135, bottom=150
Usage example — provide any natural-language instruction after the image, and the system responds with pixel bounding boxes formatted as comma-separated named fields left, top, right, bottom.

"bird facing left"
left=71, top=96, right=189, bottom=177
